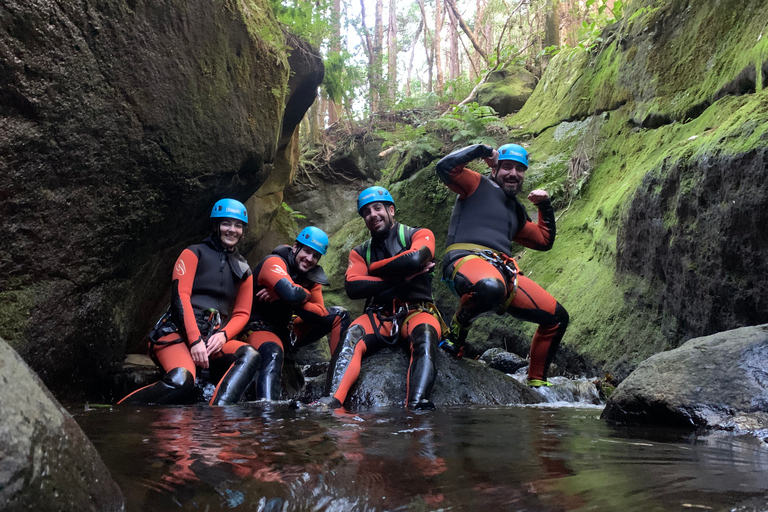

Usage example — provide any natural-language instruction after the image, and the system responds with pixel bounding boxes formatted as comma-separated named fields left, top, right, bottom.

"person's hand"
left=206, top=332, right=227, bottom=356
left=406, top=261, right=436, bottom=281
left=484, top=149, right=499, bottom=169
left=528, top=189, right=550, bottom=204
left=190, top=340, right=209, bottom=369
left=256, top=287, right=280, bottom=302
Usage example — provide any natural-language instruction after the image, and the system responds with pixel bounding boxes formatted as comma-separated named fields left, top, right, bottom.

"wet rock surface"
left=298, top=347, right=542, bottom=409
left=0, top=337, right=124, bottom=511
left=480, top=348, right=528, bottom=374
left=602, top=324, right=768, bottom=431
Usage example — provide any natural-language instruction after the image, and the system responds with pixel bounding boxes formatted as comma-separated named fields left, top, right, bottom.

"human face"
left=493, top=160, right=527, bottom=197
left=218, top=218, right=244, bottom=250
left=361, top=202, right=395, bottom=235
left=293, top=244, right=321, bottom=273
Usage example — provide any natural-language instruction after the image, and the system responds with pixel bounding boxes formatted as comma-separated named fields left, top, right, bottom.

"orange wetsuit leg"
left=505, top=274, right=569, bottom=381
left=328, top=314, right=392, bottom=405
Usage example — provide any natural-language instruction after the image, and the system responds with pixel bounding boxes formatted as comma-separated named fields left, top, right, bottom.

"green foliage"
left=432, top=102, right=508, bottom=147
left=281, top=202, right=306, bottom=220
left=268, top=0, right=334, bottom=46
left=585, top=0, right=623, bottom=23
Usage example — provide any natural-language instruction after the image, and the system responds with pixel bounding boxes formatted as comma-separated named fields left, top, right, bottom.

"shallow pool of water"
left=73, top=403, right=768, bottom=511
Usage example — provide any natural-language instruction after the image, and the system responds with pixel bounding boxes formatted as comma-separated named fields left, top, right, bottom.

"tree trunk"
left=328, top=0, right=342, bottom=124
left=373, top=0, right=384, bottom=111
left=387, top=0, right=397, bottom=103
left=405, top=19, right=424, bottom=97
left=443, top=0, right=488, bottom=65
left=447, top=5, right=460, bottom=83
left=543, top=0, right=560, bottom=67
left=417, top=0, right=434, bottom=93
left=434, top=0, right=444, bottom=96
left=308, top=97, right=320, bottom=146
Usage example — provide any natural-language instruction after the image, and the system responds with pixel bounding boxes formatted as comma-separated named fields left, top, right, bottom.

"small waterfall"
left=511, top=374, right=606, bottom=406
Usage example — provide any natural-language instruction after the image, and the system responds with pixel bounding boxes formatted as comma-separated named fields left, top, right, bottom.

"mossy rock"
left=476, top=66, right=537, bottom=116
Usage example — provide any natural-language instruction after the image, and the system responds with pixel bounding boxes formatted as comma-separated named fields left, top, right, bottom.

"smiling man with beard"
left=435, top=143, right=569, bottom=388
left=316, top=186, right=442, bottom=410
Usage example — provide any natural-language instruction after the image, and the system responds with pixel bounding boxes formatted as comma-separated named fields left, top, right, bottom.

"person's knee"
left=410, top=324, right=438, bottom=353
left=555, top=303, right=569, bottom=328
left=471, top=277, right=507, bottom=311
left=164, top=367, right=195, bottom=392
left=257, top=342, right=283, bottom=367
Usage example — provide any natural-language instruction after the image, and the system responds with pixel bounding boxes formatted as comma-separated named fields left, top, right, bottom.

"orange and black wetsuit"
left=119, top=235, right=259, bottom=405
left=326, top=222, right=441, bottom=409
left=436, top=144, right=569, bottom=382
left=243, top=245, right=350, bottom=399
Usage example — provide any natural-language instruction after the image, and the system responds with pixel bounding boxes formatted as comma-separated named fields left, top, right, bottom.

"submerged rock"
left=601, top=324, right=768, bottom=431
left=0, top=337, right=124, bottom=511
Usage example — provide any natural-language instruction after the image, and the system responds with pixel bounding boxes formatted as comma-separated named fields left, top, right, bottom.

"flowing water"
left=73, top=383, right=768, bottom=512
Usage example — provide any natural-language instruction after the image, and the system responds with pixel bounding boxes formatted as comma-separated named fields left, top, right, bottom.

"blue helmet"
left=357, top=186, right=395, bottom=216
left=497, top=143, right=528, bottom=169
left=296, top=226, right=329, bottom=255
left=210, top=198, right=248, bottom=224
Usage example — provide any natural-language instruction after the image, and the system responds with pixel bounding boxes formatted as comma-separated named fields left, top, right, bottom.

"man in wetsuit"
left=436, top=144, right=569, bottom=387
left=317, top=186, right=441, bottom=410
left=242, top=226, right=350, bottom=400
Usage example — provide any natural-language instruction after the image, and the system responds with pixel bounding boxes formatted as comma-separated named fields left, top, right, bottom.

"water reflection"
left=73, top=404, right=768, bottom=511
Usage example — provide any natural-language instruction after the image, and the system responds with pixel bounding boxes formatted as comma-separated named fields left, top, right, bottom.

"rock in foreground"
left=0, top=337, right=124, bottom=511
left=328, top=348, right=541, bottom=409
left=601, top=324, right=768, bottom=432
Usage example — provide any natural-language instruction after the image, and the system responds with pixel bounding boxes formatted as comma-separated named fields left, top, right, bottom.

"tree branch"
left=443, top=0, right=488, bottom=64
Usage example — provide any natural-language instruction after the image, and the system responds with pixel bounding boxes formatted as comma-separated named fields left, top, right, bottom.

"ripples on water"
left=72, top=400, right=768, bottom=512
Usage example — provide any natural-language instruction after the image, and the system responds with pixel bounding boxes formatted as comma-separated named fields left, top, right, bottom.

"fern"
left=432, top=102, right=508, bottom=147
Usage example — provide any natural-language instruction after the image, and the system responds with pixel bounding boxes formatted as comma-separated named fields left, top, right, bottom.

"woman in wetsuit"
left=119, top=199, right=259, bottom=405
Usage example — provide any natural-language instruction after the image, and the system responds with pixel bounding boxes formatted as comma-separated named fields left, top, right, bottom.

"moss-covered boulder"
left=476, top=65, right=537, bottom=116
left=0, top=0, right=293, bottom=396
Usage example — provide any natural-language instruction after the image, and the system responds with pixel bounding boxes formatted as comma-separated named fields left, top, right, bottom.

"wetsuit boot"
left=439, top=312, right=471, bottom=358
left=407, top=324, right=438, bottom=410
left=319, top=323, right=367, bottom=409
left=118, top=367, right=195, bottom=405
left=256, top=342, right=284, bottom=400
left=210, top=345, right=260, bottom=405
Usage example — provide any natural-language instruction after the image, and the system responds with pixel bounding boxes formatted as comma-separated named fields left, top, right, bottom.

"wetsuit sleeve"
left=258, top=255, right=311, bottom=305
left=345, top=248, right=395, bottom=299
left=294, top=283, right=330, bottom=322
left=171, top=248, right=202, bottom=345
left=513, top=199, right=556, bottom=251
left=435, top=144, right=494, bottom=199
left=367, top=228, right=435, bottom=279
left=221, top=273, right=253, bottom=340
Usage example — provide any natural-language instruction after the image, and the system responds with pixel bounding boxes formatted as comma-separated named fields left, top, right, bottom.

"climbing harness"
left=445, top=243, right=520, bottom=314
left=365, top=300, right=447, bottom=346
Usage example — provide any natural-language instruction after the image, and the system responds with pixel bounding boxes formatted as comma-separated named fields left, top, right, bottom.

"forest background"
left=273, top=0, right=622, bottom=136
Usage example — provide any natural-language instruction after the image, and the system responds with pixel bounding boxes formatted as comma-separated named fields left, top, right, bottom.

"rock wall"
left=0, top=0, right=313, bottom=396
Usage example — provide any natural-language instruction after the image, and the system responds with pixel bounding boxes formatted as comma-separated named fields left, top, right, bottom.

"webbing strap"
left=403, top=302, right=449, bottom=334
left=445, top=243, right=499, bottom=254
left=450, top=254, right=482, bottom=281
left=364, top=224, right=408, bottom=266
